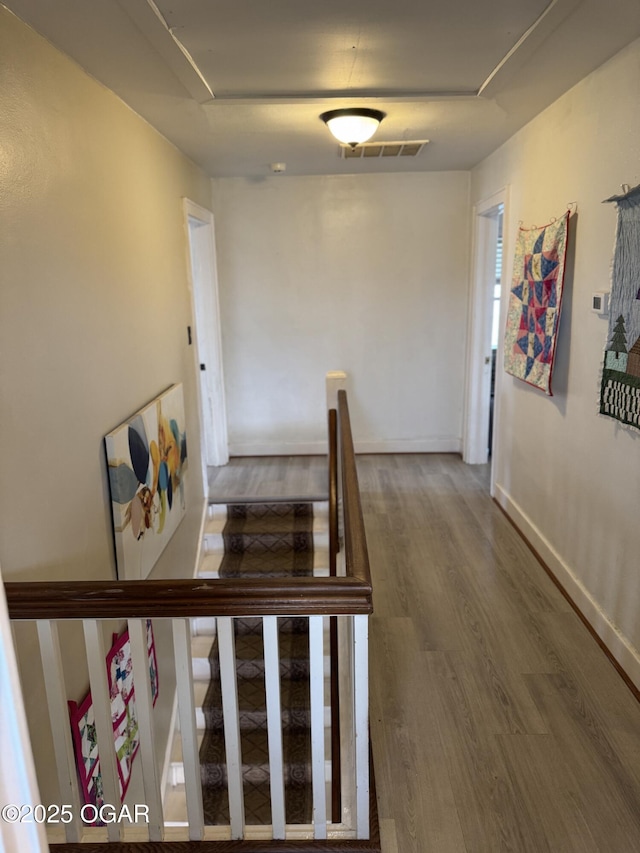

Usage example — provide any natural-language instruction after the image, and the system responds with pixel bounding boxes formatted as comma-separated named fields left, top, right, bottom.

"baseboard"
left=354, top=437, right=462, bottom=454
left=228, top=441, right=328, bottom=456
left=228, top=437, right=462, bottom=456
left=494, top=483, right=640, bottom=694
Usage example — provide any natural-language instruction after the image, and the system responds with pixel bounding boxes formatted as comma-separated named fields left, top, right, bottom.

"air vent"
left=341, top=140, right=429, bottom=159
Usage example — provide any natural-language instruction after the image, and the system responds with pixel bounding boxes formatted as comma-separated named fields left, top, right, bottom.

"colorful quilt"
left=504, top=212, right=570, bottom=395
left=69, top=620, right=158, bottom=818
left=600, top=184, right=640, bottom=431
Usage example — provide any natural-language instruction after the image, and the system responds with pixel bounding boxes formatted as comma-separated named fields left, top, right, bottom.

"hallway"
left=358, top=453, right=640, bottom=852
left=210, top=453, right=640, bottom=851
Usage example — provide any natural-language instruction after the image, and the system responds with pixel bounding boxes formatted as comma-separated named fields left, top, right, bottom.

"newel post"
left=326, top=370, right=347, bottom=410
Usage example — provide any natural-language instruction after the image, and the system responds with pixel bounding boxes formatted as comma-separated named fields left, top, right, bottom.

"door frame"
left=183, top=199, right=229, bottom=492
left=463, top=187, right=509, bottom=492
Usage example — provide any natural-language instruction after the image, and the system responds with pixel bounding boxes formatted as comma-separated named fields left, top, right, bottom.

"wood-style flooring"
left=210, top=454, right=640, bottom=852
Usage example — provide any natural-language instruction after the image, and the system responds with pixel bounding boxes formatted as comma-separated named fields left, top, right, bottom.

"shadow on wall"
left=548, top=211, right=579, bottom=413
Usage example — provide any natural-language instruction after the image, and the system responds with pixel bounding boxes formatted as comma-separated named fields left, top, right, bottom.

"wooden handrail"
left=5, top=390, right=372, bottom=622
left=337, top=390, right=371, bottom=586
left=4, top=576, right=372, bottom=621
left=328, top=407, right=339, bottom=577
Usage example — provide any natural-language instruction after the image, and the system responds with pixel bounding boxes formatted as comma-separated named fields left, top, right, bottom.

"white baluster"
left=128, top=619, right=163, bottom=841
left=83, top=620, right=122, bottom=842
left=353, top=615, right=369, bottom=838
left=309, top=615, right=327, bottom=838
left=218, top=616, right=244, bottom=838
left=172, top=618, right=204, bottom=840
left=263, top=616, right=285, bottom=838
left=36, top=621, right=83, bottom=843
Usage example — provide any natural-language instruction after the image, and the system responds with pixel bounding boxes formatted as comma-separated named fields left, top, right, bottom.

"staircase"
left=164, top=498, right=330, bottom=826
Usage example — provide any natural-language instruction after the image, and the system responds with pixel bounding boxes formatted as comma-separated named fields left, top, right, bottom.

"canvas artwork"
left=504, top=212, right=570, bottom=395
left=105, top=384, right=188, bottom=579
left=600, top=184, right=640, bottom=431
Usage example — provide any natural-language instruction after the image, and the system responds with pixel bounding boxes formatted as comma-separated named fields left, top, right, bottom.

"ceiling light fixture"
left=320, top=108, right=386, bottom=148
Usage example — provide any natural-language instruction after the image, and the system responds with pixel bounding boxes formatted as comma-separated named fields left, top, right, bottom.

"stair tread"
left=200, top=728, right=312, bottom=777
left=202, top=675, right=311, bottom=731
left=217, top=549, right=315, bottom=578
left=192, top=501, right=318, bottom=828
left=210, top=631, right=309, bottom=663
left=202, top=778, right=311, bottom=826
left=191, top=635, right=215, bottom=659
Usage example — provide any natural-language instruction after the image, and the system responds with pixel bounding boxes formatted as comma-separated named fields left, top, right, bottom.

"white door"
left=184, top=200, right=229, bottom=487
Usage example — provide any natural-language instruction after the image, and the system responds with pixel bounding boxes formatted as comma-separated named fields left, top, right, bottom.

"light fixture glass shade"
left=320, top=108, right=385, bottom=146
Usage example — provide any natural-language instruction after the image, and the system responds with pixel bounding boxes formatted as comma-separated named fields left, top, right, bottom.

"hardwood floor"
left=209, top=453, right=640, bottom=852
left=208, top=455, right=328, bottom=502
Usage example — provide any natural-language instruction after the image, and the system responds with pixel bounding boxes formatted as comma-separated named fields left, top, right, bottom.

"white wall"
left=212, top=172, right=470, bottom=454
left=0, top=6, right=213, bottom=802
left=472, top=37, right=640, bottom=687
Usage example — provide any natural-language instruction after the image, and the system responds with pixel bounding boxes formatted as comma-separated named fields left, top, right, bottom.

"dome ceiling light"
left=320, top=108, right=386, bottom=148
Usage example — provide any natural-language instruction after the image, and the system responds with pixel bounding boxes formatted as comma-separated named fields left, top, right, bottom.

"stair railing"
left=4, top=390, right=374, bottom=850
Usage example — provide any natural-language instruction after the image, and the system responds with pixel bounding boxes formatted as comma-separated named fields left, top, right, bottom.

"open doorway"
left=463, top=189, right=508, bottom=491
left=488, top=208, right=504, bottom=454
left=183, top=200, right=229, bottom=492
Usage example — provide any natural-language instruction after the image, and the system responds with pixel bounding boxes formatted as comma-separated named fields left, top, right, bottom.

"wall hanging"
left=600, top=184, right=640, bottom=431
left=503, top=210, right=571, bottom=395
left=105, top=384, right=188, bottom=580
left=68, top=621, right=158, bottom=819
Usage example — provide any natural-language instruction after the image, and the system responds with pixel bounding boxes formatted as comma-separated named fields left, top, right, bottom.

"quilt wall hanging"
left=105, top=383, right=188, bottom=580
left=600, top=184, right=640, bottom=431
left=504, top=211, right=570, bottom=395
left=68, top=621, right=158, bottom=817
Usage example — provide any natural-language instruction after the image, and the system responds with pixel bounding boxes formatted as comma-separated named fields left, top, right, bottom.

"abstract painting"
left=600, top=184, right=640, bottom=431
left=105, top=384, right=188, bottom=579
left=504, top=212, right=570, bottom=395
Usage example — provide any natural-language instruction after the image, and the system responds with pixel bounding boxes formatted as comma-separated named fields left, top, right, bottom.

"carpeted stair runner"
left=199, top=502, right=317, bottom=825
left=217, top=502, right=316, bottom=579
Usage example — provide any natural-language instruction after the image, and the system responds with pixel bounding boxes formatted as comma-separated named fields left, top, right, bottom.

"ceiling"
left=5, top=0, right=640, bottom=177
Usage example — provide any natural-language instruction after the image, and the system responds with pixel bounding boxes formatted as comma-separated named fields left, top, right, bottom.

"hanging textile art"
left=503, top=211, right=570, bottom=394
left=69, top=621, right=158, bottom=820
left=600, top=184, right=640, bottom=431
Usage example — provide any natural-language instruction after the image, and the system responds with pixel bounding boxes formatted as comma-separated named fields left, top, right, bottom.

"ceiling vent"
left=341, top=140, right=429, bottom=159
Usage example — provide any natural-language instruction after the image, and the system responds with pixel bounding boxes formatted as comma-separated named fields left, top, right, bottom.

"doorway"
left=183, top=200, right=229, bottom=491
left=463, top=189, right=508, bottom=492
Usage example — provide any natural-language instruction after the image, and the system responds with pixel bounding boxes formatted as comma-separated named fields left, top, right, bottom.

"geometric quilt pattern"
left=504, top=211, right=570, bottom=395
left=69, top=620, right=158, bottom=821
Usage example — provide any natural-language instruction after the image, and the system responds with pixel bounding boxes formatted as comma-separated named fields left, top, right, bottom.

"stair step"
left=167, top=731, right=205, bottom=786
left=165, top=498, right=332, bottom=826
left=202, top=676, right=312, bottom=732
left=191, top=634, right=215, bottom=681
left=201, top=778, right=311, bottom=826
left=200, top=729, right=312, bottom=786
left=207, top=633, right=312, bottom=681
left=207, top=500, right=329, bottom=521
left=201, top=548, right=329, bottom=580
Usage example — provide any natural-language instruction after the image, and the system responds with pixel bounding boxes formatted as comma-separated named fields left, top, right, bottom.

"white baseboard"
left=228, top=441, right=328, bottom=456
left=228, top=437, right=462, bottom=456
left=494, top=483, right=640, bottom=691
left=354, top=437, right=462, bottom=454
